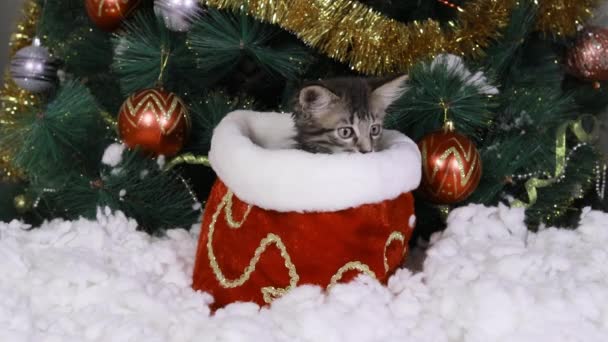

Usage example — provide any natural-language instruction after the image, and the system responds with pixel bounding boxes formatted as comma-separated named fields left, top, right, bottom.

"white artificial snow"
left=101, top=143, right=125, bottom=167
left=113, top=36, right=129, bottom=57
left=110, top=167, right=123, bottom=176
left=140, top=169, right=150, bottom=179
left=1, top=204, right=607, bottom=341
left=156, top=155, right=166, bottom=170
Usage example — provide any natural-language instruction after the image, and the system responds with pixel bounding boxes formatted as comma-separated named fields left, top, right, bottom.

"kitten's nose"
left=358, top=141, right=373, bottom=154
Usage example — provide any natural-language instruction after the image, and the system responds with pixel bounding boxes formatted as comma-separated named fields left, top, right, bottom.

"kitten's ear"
left=370, top=74, right=409, bottom=114
left=298, top=85, right=338, bottom=116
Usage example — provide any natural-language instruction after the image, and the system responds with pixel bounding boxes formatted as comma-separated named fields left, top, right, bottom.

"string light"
left=595, top=161, right=607, bottom=200
left=437, top=0, right=464, bottom=12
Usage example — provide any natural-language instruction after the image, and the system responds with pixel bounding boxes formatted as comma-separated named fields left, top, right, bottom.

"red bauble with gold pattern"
left=566, top=27, right=608, bottom=81
left=118, top=88, right=191, bottom=157
left=85, top=0, right=141, bottom=31
left=417, top=123, right=482, bottom=204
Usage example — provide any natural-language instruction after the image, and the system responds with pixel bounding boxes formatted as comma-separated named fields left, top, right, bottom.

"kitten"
left=292, top=75, right=408, bottom=154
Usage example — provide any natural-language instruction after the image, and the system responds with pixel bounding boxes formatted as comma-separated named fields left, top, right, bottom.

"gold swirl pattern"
left=206, top=190, right=412, bottom=303
left=383, top=231, right=406, bottom=273
left=328, top=261, right=376, bottom=289
left=222, top=190, right=253, bottom=228
left=207, top=191, right=300, bottom=303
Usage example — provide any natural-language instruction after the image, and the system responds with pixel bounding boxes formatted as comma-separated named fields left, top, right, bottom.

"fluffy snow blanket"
left=1, top=204, right=607, bottom=342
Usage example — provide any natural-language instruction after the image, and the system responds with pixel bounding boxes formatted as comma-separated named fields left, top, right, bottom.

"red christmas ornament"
left=118, top=88, right=191, bottom=157
left=566, top=26, right=608, bottom=81
left=417, top=122, right=482, bottom=204
left=85, top=0, right=141, bottom=31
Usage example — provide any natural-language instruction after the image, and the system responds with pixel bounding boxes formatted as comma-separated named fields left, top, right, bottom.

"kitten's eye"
left=370, top=124, right=382, bottom=137
left=337, top=127, right=354, bottom=139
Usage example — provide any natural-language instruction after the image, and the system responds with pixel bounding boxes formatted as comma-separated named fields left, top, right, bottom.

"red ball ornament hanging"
left=417, top=122, right=482, bottom=204
left=118, top=88, right=191, bottom=157
left=566, top=26, right=608, bottom=81
left=85, top=0, right=141, bottom=32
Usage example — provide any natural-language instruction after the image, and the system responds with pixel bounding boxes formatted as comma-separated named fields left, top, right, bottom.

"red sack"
left=192, top=110, right=421, bottom=309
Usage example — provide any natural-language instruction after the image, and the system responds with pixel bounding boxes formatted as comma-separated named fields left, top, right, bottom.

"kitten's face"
left=299, top=98, right=383, bottom=153
left=293, top=76, right=408, bottom=154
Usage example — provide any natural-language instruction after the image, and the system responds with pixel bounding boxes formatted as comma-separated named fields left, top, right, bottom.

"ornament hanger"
left=439, top=98, right=454, bottom=132
left=157, top=45, right=171, bottom=87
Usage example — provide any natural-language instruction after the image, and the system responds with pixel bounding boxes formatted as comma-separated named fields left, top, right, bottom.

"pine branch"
left=43, top=148, right=200, bottom=234
left=526, top=145, right=598, bottom=228
left=188, top=9, right=309, bottom=82
left=483, top=0, right=537, bottom=79
left=36, top=0, right=113, bottom=76
left=387, top=58, right=497, bottom=141
left=1, top=80, right=102, bottom=184
left=470, top=86, right=579, bottom=203
left=185, top=92, right=255, bottom=154
left=112, top=10, right=194, bottom=95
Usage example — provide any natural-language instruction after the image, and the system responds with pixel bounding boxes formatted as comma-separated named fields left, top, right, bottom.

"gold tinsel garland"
left=0, top=0, right=39, bottom=182
left=537, top=0, right=598, bottom=37
left=0, top=0, right=598, bottom=181
left=202, top=0, right=597, bottom=75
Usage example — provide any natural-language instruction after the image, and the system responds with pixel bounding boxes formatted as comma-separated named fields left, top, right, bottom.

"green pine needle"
left=186, top=92, right=255, bottom=154
left=483, top=0, right=537, bottom=79
left=112, top=10, right=192, bottom=95
left=387, top=59, right=497, bottom=141
left=45, top=149, right=200, bottom=234
left=188, top=9, right=309, bottom=81
left=527, top=145, right=598, bottom=228
left=3, top=80, right=101, bottom=183
left=469, top=86, right=578, bottom=203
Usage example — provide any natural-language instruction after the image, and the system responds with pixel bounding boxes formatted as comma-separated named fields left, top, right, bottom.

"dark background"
left=1, top=0, right=25, bottom=81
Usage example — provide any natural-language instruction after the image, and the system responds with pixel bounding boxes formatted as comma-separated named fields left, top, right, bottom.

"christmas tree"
left=1, top=0, right=606, bottom=236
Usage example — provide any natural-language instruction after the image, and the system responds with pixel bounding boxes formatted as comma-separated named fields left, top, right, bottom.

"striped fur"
left=292, top=76, right=408, bottom=154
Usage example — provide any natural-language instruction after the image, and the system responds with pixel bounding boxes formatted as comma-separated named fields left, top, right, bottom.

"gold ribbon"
left=512, top=115, right=599, bottom=208
left=201, top=0, right=594, bottom=75
left=164, top=153, right=211, bottom=171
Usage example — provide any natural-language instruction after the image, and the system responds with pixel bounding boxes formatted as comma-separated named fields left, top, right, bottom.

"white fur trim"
left=209, top=110, right=422, bottom=212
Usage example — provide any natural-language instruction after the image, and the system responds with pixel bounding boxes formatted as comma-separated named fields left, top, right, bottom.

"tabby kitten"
left=292, top=75, right=408, bottom=154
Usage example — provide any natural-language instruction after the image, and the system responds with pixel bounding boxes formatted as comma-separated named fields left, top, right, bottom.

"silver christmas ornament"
left=154, top=0, right=203, bottom=32
left=10, top=38, right=59, bottom=93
